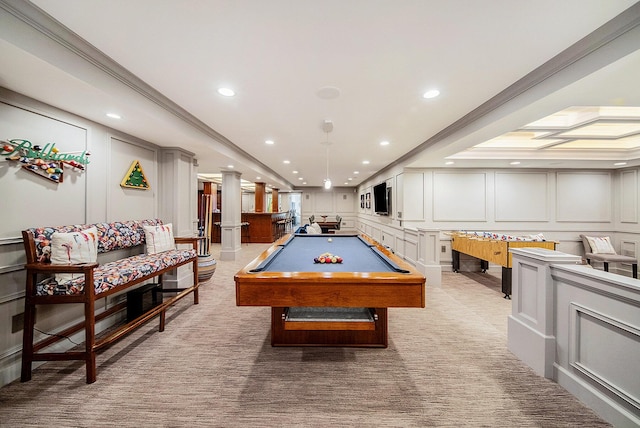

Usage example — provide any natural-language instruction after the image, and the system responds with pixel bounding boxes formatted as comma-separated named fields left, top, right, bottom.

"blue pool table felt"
left=253, top=234, right=407, bottom=273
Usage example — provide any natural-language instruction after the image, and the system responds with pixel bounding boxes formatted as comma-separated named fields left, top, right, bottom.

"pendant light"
left=322, top=120, right=333, bottom=190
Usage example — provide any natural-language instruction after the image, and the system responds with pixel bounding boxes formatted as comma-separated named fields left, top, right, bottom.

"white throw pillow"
left=311, top=222, right=323, bottom=234
left=586, top=236, right=617, bottom=254
left=50, top=227, right=99, bottom=283
left=306, top=224, right=320, bottom=235
left=144, top=223, right=175, bottom=254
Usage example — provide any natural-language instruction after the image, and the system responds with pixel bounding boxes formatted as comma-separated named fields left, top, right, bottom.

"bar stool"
left=241, top=222, right=250, bottom=244
left=276, top=215, right=288, bottom=238
left=287, top=209, right=295, bottom=233
left=272, top=218, right=279, bottom=241
left=213, top=222, right=221, bottom=243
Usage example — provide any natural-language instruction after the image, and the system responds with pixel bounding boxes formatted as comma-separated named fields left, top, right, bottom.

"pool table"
left=235, top=233, right=425, bottom=347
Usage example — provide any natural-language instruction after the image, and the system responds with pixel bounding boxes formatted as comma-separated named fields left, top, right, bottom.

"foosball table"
left=450, top=232, right=558, bottom=298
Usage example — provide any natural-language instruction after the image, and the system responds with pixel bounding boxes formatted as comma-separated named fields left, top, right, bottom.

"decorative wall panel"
left=433, top=172, right=486, bottom=221
left=556, top=172, right=611, bottom=222
left=495, top=172, right=548, bottom=221
left=0, top=101, right=88, bottom=238
left=621, top=170, right=638, bottom=223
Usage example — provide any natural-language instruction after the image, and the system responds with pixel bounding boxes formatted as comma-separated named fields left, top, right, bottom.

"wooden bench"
left=20, top=219, right=199, bottom=383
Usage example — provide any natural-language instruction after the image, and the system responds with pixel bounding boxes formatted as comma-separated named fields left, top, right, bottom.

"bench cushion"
left=28, top=219, right=162, bottom=263
left=36, top=248, right=196, bottom=296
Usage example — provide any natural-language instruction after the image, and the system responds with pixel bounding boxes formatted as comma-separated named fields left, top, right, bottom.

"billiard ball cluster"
left=314, top=252, right=343, bottom=264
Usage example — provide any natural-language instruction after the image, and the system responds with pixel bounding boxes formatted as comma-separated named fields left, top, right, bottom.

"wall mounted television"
left=373, top=182, right=391, bottom=216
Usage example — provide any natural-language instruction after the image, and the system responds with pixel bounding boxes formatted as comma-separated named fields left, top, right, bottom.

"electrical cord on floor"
left=34, top=327, right=80, bottom=346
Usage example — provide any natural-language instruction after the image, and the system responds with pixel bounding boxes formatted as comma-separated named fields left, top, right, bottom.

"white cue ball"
left=328, top=238, right=332, bottom=242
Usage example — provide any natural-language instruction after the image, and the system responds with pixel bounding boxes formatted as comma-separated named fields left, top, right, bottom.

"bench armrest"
left=174, top=236, right=198, bottom=250
left=25, top=262, right=99, bottom=274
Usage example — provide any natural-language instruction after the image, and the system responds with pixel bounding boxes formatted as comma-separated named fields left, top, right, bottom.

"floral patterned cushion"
left=27, top=219, right=162, bottom=263
left=36, top=248, right=197, bottom=296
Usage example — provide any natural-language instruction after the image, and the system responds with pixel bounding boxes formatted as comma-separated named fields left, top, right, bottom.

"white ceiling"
left=1, top=0, right=640, bottom=191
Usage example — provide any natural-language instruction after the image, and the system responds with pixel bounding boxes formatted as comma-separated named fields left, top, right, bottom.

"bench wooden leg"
left=20, top=291, right=36, bottom=382
left=193, top=260, right=200, bottom=305
left=159, top=310, right=166, bottom=332
left=634, top=263, right=638, bottom=279
left=85, top=296, right=97, bottom=384
left=603, top=262, right=609, bottom=272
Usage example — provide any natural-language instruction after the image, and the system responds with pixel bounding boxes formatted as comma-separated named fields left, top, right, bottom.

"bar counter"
left=212, top=212, right=287, bottom=243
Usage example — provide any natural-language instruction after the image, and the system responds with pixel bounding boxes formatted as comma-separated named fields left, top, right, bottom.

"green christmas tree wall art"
left=120, top=160, right=150, bottom=189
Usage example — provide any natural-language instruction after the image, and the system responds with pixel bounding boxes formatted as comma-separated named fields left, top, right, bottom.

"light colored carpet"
left=0, top=243, right=610, bottom=427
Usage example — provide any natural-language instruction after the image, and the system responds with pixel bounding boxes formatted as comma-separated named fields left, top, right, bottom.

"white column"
left=158, top=147, right=197, bottom=287
left=220, top=169, right=242, bottom=261
left=507, top=248, right=580, bottom=378
left=416, top=228, right=442, bottom=287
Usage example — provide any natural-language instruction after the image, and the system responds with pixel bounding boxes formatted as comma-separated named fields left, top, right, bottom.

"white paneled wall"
left=357, top=166, right=640, bottom=280
left=0, top=100, right=89, bottom=236
left=301, top=188, right=358, bottom=231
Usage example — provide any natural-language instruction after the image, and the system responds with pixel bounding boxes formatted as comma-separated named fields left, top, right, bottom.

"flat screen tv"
left=373, top=182, right=389, bottom=215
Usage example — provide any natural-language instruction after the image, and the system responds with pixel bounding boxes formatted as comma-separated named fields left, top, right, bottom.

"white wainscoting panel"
left=620, top=169, right=638, bottom=223
left=416, top=229, right=441, bottom=286
left=402, top=229, right=418, bottom=266
left=495, top=172, right=548, bottom=221
left=569, top=303, right=640, bottom=412
left=336, top=190, right=356, bottom=213
left=556, top=171, right=612, bottom=222
left=433, top=172, right=486, bottom=221
left=552, top=264, right=640, bottom=427
left=0, top=100, right=88, bottom=237
left=109, top=137, right=157, bottom=221
left=403, top=172, right=424, bottom=221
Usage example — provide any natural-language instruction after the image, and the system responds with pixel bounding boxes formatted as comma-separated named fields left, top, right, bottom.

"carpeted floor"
left=0, top=243, right=611, bottom=427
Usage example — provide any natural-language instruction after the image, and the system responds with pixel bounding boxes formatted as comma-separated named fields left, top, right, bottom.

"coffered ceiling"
left=1, top=0, right=639, bottom=191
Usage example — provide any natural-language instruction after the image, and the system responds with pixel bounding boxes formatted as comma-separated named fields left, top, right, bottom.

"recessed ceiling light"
left=316, top=86, right=341, bottom=100
left=348, top=177, right=353, bottom=181
left=265, top=140, right=274, bottom=145
left=423, top=89, right=440, bottom=99
left=256, top=176, right=261, bottom=180
left=303, top=181, right=307, bottom=185
left=293, top=170, right=298, bottom=174
left=614, top=162, right=628, bottom=166
left=298, top=177, right=303, bottom=180
left=106, top=113, right=121, bottom=119
left=362, top=160, right=370, bottom=165
left=445, top=161, right=455, bottom=165
left=227, top=164, right=234, bottom=168
left=283, top=160, right=290, bottom=164
left=217, top=87, right=235, bottom=97
left=380, top=141, right=390, bottom=146
left=353, top=171, right=359, bottom=174
left=510, top=161, right=521, bottom=165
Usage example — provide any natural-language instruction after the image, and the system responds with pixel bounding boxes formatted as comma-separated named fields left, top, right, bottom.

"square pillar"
left=507, top=248, right=580, bottom=378
left=220, top=170, right=242, bottom=261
